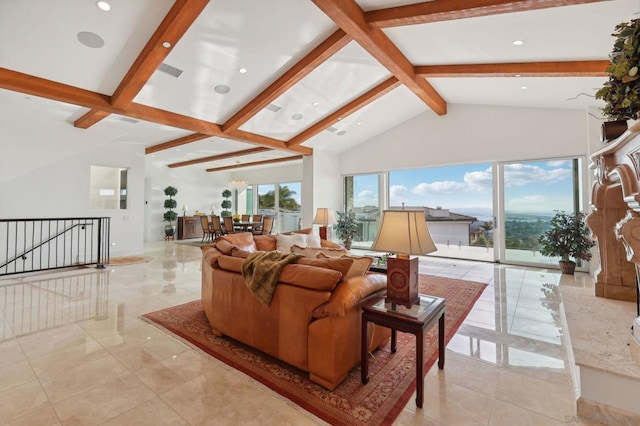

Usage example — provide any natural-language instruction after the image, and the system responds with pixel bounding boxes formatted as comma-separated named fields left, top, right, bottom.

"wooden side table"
left=361, top=294, right=445, bottom=408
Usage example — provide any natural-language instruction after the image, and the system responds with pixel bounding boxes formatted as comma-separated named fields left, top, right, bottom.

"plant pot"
left=559, top=260, right=576, bottom=274
left=601, top=120, right=628, bottom=143
left=343, top=239, right=352, bottom=250
left=164, top=225, right=175, bottom=237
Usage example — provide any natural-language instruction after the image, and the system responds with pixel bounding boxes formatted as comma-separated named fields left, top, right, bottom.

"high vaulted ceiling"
left=1, top=0, right=638, bottom=177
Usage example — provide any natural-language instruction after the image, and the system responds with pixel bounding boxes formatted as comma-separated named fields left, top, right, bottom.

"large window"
left=256, top=182, right=302, bottom=233
left=389, top=163, right=494, bottom=262
left=501, top=158, right=581, bottom=266
left=343, top=174, right=382, bottom=248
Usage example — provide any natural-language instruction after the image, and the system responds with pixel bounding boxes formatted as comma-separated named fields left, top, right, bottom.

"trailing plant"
left=221, top=189, right=232, bottom=217
left=538, top=211, right=595, bottom=263
left=596, top=19, right=640, bottom=120
left=163, top=186, right=178, bottom=228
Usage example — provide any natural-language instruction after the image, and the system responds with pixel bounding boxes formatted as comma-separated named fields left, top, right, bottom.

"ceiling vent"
left=157, top=63, right=183, bottom=78
left=118, top=117, right=139, bottom=124
left=265, top=103, right=281, bottom=112
left=326, top=126, right=338, bottom=133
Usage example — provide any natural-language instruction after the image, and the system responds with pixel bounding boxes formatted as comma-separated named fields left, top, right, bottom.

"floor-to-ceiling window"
left=389, top=163, right=494, bottom=262
left=343, top=174, right=382, bottom=248
left=256, top=182, right=302, bottom=234
left=500, top=158, right=582, bottom=267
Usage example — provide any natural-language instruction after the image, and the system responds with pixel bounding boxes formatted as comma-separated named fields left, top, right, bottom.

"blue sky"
left=352, top=160, right=576, bottom=214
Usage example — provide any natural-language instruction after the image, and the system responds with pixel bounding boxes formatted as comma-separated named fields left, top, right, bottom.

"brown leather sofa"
left=201, top=232, right=390, bottom=390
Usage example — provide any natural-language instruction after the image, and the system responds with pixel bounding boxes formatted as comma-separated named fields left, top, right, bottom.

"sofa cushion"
left=254, top=235, right=277, bottom=251
left=312, top=273, right=387, bottom=318
left=278, top=264, right=342, bottom=291
left=291, top=245, right=348, bottom=258
left=297, top=256, right=354, bottom=279
left=318, top=253, right=374, bottom=279
left=276, top=233, right=305, bottom=253
left=219, top=232, right=257, bottom=252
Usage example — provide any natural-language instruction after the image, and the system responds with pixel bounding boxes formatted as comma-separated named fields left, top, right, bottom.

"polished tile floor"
left=0, top=241, right=590, bottom=425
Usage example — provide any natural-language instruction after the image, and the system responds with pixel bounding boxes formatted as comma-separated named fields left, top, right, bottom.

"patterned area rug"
left=142, top=275, right=486, bottom=425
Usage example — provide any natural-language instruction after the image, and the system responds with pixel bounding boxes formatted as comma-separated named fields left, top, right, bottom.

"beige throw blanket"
left=242, top=251, right=303, bottom=307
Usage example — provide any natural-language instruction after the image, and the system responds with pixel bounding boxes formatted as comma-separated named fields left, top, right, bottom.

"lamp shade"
left=371, top=210, right=437, bottom=255
left=312, top=208, right=337, bottom=226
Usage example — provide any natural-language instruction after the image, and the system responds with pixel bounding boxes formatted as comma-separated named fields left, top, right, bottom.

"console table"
left=361, top=294, right=445, bottom=408
left=177, top=216, right=204, bottom=240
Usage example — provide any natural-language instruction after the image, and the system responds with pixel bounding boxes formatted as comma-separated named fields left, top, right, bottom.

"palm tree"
left=258, top=185, right=300, bottom=211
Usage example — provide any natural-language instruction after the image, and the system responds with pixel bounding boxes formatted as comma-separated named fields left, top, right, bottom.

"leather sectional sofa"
left=201, top=231, right=390, bottom=390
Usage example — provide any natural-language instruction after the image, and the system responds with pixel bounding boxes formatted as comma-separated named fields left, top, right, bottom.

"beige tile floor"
left=0, top=241, right=587, bottom=425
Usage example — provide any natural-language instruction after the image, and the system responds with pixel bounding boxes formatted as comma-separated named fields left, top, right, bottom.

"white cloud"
left=504, top=164, right=571, bottom=187
left=464, top=168, right=492, bottom=191
left=412, top=181, right=466, bottom=194
left=546, top=160, right=571, bottom=167
left=355, top=189, right=378, bottom=207
left=389, top=185, right=409, bottom=205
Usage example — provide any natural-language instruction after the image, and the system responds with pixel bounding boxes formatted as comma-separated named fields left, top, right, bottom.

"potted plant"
left=596, top=18, right=640, bottom=141
left=163, top=186, right=178, bottom=237
left=221, top=189, right=232, bottom=217
left=538, top=211, right=595, bottom=274
left=333, top=210, right=358, bottom=249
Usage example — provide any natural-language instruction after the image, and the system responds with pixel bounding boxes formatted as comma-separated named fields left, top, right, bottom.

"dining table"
left=232, top=221, right=262, bottom=232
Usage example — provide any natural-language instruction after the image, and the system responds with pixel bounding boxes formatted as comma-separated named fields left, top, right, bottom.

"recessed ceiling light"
left=214, top=85, right=230, bottom=94
left=291, top=113, right=303, bottom=120
left=312, top=101, right=319, bottom=106
left=520, top=86, right=529, bottom=90
left=77, top=31, right=105, bottom=49
left=238, top=67, right=247, bottom=74
left=357, top=121, right=362, bottom=125
left=176, top=148, right=181, bottom=151
left=514, top=74, right=522, bottom=77
left=162, top=41, right=172, bottom=48
left=513, top=40, right=524, bottom=46
left=96, top=1, right=111, bottom=11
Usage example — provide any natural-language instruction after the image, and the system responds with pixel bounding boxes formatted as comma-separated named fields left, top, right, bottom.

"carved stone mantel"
left=587, top=126, right=640, bottom=345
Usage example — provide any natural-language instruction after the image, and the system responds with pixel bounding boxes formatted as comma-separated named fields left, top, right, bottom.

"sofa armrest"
left=312, top=273, right=387, bottom=318
left=201, top=246, right=224, bottom=268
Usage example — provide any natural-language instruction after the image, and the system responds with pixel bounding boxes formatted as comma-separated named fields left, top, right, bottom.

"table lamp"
left=313, top=208, right=337, bottom=240
left=371, top=209, right=437, bottom=307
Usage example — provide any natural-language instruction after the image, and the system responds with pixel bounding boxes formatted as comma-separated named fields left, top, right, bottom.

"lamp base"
left=319, top=226, right=332, bottom=241
left=385, top=256, right=419, bottom=308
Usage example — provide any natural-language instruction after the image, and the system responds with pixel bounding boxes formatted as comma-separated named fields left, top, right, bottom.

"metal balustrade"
left=0, top=217, right=110, bottom=276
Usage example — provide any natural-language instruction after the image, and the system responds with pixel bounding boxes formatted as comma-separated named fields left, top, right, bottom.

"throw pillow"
left=297, top=256, right=354, bottom=279
left=317, top=253, right=374, bottom=279
left=219, top=232, right=257, bottom=253
left=276, top=233, right=307, bottom=253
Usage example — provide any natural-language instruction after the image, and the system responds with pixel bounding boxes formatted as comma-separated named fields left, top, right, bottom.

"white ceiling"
left=1, top=0, right=639, bottom=176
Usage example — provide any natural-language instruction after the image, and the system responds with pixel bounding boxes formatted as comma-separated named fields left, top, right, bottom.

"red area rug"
left=142, top=275, right=486, bottom=425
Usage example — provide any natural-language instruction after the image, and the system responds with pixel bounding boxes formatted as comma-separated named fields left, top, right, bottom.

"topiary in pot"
left=596, top=19, right=640, bottom=141
left=221, top=189, right=232, bottom=217
left=163, top=186, right=178, bottom=237
left=538, top=211, right=595, bottom=274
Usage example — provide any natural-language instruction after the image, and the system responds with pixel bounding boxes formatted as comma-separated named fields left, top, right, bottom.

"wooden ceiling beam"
left=415, top=60, right=610, bottom=77
left=206, top=155, right=304, bottom=172
left=74, top=0, right=209, bottom=129
left=366, top=0, right=611, bottom=28
left=145, top=133, right=211, bottom=154
left=168, top=147, right=270, bottom=168
left=311, top=0, right=447, bottom=116
left=288, top=77, right=401, bottom=147
left=222, top=29, right=351, bottom=132
left=0, top=68, right=314, bottom=156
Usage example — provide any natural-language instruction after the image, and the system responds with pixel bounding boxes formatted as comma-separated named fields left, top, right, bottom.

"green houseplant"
left=163, top=186, right=178, bottom=237
left=538, top=211, right=595, bottom=274
left=333, top=210, right=358, bottom=249
left=221, top=189, right=232, bottom=217
left=596, top=18, right=640, bottom=141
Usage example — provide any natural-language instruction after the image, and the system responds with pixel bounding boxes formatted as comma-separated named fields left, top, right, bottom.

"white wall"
left=0, top=142, right=146, bottom=257
left=340, top=104, right=590, bottom=174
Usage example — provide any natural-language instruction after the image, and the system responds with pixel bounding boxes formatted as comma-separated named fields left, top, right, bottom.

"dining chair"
left=252, top=214, right=263, bottom=222
left=241, top=214, right=250, bottom=221
left=199, top=215, right=214, bottom=242
left=223, top=216, right=235, bottom=234
left=253, top=216, right=274, bottom=235
left=210, top=215, right=224, bottom=238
